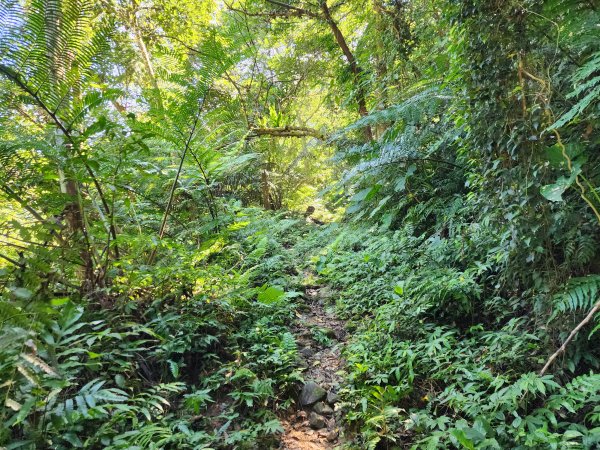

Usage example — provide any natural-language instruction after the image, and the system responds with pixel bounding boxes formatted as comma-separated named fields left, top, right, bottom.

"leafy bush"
left=0, top=210, right=314, bottom=448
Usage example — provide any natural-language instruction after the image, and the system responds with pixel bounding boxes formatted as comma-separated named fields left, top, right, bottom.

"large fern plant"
left=333, top=83, right=462, bottom=222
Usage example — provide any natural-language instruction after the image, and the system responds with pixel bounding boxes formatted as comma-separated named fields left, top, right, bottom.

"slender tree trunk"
left=261, top=168, right=271, bottom=210
left=319, top=0, right=373, bottom=140
left=58, top=169, right=84, bottom=233
left=147, top=97, right=206, bottom=265
left=46, top=1, right=95, bottom=286
left=130, top=0, right=165, bottom=113
left=372, top=1, right=390, bottom=140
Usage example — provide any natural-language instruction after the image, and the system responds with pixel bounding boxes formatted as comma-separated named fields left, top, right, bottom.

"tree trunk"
left=261, top=168, right=272, bottom=209
left=130, top=0, right=165, bottom=114
left=47, top=2, right=95, bottom=287
left=319, top=0, right=373, bottom=141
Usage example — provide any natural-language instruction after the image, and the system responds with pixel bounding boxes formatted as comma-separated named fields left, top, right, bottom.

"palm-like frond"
left=0, top=0, right=110, bottom=128
left=551, top=275, right=600, bottom=319
left=337, top=86, right=451, bottom=137
left=336, top=85, right=455, bottom=185
left=550, top=51, right=600, bottom=129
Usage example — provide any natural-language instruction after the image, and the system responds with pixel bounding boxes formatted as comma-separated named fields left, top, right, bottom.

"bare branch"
left=263, top=0, right=321, bottom=18
left=248, top=126, right=325, bottom=140
left=540, top=299, right=600, bottom=375
left=0, top=252, right=24, bottom=268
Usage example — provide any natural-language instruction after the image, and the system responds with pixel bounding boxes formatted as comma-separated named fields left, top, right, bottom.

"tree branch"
left=0, top=252, right=24, bottom=268
left=248, top=126, right=325, bottom=140
left=0, top=184, right=66, bottom=245
left=318, top=0, right=372, bottom=140
left=539, top=299, right=600, bottom=375
left=263, top=0, right=321, bottom=18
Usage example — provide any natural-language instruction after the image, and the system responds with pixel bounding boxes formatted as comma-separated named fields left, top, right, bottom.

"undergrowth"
left=1, top=209, right=311, bottom=449
left=308, top=196, right=600, bottom=449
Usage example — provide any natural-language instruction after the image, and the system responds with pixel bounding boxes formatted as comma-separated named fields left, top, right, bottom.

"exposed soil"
left=279, top=283, right=348, bottom=450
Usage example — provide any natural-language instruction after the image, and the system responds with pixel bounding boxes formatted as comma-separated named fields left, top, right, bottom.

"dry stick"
left=147, top=97, right=206, bottom=265
left=540, top=299, right=600, bottom=375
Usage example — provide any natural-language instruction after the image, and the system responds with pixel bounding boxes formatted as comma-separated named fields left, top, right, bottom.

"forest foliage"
left=0, top=0, right=599, bottom=448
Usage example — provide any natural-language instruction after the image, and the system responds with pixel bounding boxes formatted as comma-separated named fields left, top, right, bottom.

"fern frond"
left=0, top=300, right=29, bottom=327
left=552, top=275, right=600, bottom=318
left=335, top=85, right=449, bottom=138
left=0, top=0, right=111, bottom=125
left=548, top=34, right=600, bottom=129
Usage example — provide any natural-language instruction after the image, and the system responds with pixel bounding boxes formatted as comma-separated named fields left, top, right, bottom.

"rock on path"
left=279, top=282, right=347, bottom=450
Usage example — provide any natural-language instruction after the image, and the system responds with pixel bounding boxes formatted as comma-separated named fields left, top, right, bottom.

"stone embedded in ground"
left=295, top=410, right=307, bottom=421
left=300, top=381, right=327, bottom=405
left=313, top=401, right=334, bottom=416
left=326, top=429, right=339, bottom=442
left=308, top=411, right=327, bottom=429
left=326, top=390, right=339, bottom=404
left=299, top=347, right=315, bottom=358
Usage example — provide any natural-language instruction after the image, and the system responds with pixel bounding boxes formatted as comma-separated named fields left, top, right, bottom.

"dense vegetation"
left=1, top=0, right=599, bottom=448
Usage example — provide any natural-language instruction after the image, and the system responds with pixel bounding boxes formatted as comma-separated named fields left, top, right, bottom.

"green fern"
left=54, top=379, right=129, bottom=418
left=0, top=0, right=111, bottom=125
left=334, top=84, right=459, bottom=221
left=551, top=275, right=600, bottom=318
left=337, top=84, right=449, bottom=136
left=547, top=0, right=600, bottom=130
left=564, top=232, right=597, bottom=268
left=0, top=301, right=31, bottom=328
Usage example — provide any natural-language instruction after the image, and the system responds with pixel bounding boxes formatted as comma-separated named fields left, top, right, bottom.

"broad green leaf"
left=257, top=286, right=285, bottom=304
left=11, top=287, right=32, bottom=300
left=351, top=187, right=374, bottom=202
left=451, top=429, right=475, bottom=450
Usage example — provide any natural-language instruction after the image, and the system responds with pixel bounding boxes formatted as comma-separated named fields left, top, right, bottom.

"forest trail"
left=279, top=276, right=347, bottom=449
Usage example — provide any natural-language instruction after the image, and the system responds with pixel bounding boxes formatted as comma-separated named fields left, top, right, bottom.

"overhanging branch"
left=248, top=126, right=325, bottom=140
left=263, top=0, right=321, bottom=18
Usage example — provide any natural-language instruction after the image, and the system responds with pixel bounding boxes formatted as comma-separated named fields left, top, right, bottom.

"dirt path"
left=279, top=283, right=348, bottom=450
